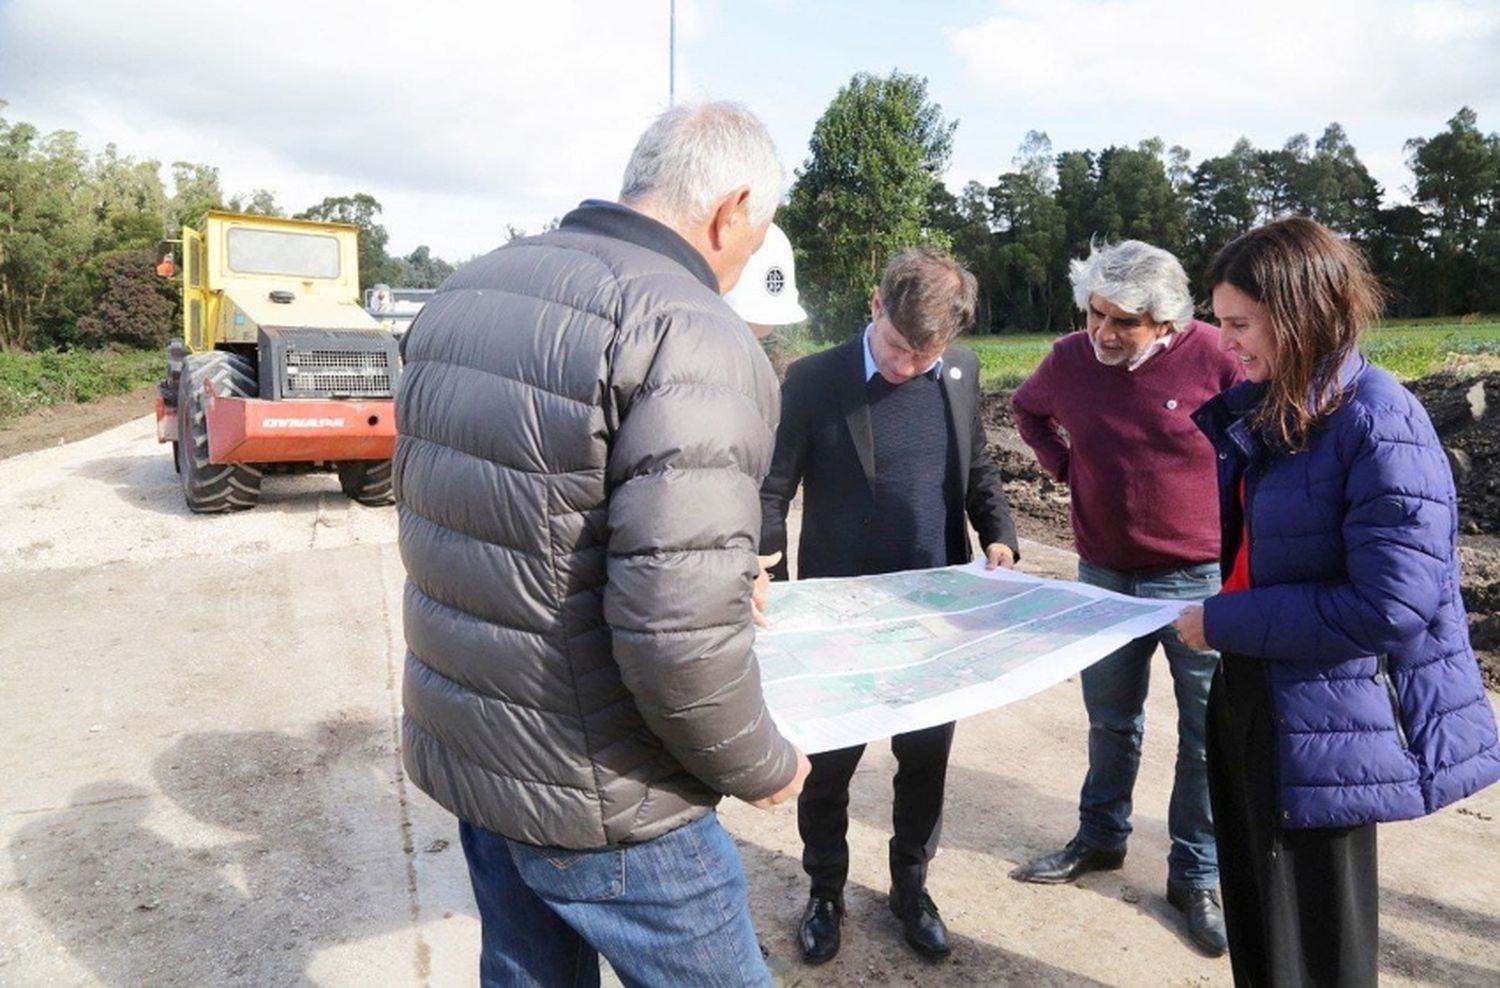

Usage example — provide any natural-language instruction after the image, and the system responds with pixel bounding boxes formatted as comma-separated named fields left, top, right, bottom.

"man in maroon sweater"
left=1010, top=240, right=1242, bottom=957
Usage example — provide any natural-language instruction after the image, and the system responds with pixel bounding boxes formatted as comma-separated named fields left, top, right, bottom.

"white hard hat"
left=725, top=224, right=808, bottom=326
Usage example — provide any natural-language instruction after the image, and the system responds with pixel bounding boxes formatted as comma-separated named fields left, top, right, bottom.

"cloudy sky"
left=2, top=0, right=1496, bottom=261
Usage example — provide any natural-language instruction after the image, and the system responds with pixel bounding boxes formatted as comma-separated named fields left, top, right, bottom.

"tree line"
left=783, top=72, right=1500, bottom=340
left=5, top=79, right=1499, bottom=353
left=0, top=101, right=455, bottom=352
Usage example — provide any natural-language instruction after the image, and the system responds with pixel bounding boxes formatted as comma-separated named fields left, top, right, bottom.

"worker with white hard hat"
left=725, top=223, right=807, bottom=338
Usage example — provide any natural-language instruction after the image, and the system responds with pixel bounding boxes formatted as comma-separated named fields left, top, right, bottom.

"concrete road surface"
left=2, top=414, right=1497, bottom=986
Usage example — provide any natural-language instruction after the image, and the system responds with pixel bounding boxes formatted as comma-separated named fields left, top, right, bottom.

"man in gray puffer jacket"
left=396, top=102, right=811, bottom=987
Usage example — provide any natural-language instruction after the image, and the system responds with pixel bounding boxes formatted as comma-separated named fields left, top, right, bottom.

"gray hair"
left=620, top=101, right=784, bottom=227
left=1069, top=240, right=1194, bottom=330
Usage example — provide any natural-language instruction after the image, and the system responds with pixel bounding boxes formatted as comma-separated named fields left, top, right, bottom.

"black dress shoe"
left=797, top=895, right=843, bottom=964
left=889, top=889, right=951, bottom=959
left=1009, top=838, right=1126, bottom=884
left=1167, top=882, right=1228, bottom=957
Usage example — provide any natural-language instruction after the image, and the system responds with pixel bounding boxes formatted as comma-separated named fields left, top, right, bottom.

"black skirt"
left=1206, top=655, right=1379, bottom=987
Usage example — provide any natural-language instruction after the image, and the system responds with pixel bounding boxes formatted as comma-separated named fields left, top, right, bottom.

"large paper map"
left=757, top=560, right=1188, bottom=753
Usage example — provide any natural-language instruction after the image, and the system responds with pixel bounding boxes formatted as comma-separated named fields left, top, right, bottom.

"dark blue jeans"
left=1075, top=560, right=1221, bottom=888
left=460, top=811, right=772, bottom=987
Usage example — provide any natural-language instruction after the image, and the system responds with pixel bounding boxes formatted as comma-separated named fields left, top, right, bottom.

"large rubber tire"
left=177, top=351, right=263, bottom=513
left=338, top=459, right=394, bottom=506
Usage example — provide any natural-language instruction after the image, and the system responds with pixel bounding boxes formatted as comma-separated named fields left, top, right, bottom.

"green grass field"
left=1356, top=317, right=1500, bottom=380
left=960, top=334, right=1059, bottom=390
left=963, top=316, right=1500, bottom=391
left=0, top=348, right=161, bottom=425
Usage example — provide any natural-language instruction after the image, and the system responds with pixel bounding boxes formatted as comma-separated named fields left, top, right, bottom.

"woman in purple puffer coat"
left=1173, top=217, right=1500, bottom=987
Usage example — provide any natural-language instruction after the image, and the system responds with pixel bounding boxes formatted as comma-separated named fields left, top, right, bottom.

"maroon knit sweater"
left=1011, top=320, right=1243, bottom=571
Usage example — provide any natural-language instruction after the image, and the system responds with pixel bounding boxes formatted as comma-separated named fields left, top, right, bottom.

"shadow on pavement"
left=1380, top=887, right=1500, bottom=986
left=10, top=716, right=448, bottom=987
left=733, top=832, right=1110, bottom=987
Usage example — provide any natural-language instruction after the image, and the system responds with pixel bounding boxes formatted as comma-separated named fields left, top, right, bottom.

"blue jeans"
left=460, top=812, right=772, bottom=988
left=1075, top=560, right=1221, bottom=888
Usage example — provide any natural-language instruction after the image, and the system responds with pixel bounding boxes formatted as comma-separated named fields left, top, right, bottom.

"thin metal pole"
left=669, top=0, right=676, bottom=105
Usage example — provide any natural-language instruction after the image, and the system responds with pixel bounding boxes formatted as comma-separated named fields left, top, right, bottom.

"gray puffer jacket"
left=396, top=200, right=799, bottom=849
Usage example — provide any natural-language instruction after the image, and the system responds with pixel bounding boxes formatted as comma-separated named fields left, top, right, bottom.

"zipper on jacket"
left=1375, top=653, right=1410, bottom=750
left=1222, top=459, right=1255, bottom=706
left=1241, top=462, right=1288, bottom=829
left=1240, top=461, right=1256, bottom=591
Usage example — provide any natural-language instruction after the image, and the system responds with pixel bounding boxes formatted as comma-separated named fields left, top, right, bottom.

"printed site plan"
left=758, top=561, right=1190, bottom=753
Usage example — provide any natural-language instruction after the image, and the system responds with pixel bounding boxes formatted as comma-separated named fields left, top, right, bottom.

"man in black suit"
left=760, top=247, right=1019, bottom=964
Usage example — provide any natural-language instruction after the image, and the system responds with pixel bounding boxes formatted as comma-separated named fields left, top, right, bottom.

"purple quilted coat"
left=1194, top=354, right=1500, bottom=829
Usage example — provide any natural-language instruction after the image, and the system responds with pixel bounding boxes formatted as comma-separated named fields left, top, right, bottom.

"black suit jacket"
left=760, top=335, right=1019, bottom=580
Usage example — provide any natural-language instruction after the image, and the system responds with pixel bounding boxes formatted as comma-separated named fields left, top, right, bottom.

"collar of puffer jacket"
left=561, top=200, right=720, bottom=293
left=1193, top=378, right=1267, bottom=462
left=1193, top=350, right=1371, bottom=463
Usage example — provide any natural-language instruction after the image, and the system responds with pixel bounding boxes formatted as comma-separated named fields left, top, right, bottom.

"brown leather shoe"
left=889, top=889, right=950, bottom=959
left=1009, top=838, right=1126, bottom=884
left=797, top=895, right=843, bottom=964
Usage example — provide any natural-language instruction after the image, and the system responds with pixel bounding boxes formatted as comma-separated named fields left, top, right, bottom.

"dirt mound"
left=981, top=393, right=1074, bottom=551
left=985, top=373, right=1500, bottom=689
left=1461, top=540, right=1500, bottom=687
left=0, top=385, right=158, bottom=461
left=1409, top=371, right=1500, bottom=535
left=1409, top=372, right=1500, bottom=686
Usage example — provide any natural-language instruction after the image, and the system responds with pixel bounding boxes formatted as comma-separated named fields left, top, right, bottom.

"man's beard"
left=1090, top=336, right=1143, bottom=367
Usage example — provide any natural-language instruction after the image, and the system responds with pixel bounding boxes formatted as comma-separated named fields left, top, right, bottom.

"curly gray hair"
left=1069, top=240, right=1194, bottom=330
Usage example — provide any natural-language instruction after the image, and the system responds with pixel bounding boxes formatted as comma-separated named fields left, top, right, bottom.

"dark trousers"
left=798, top=721, right=955, bottom=901
left=1207, top=660, right=1379, bottom=987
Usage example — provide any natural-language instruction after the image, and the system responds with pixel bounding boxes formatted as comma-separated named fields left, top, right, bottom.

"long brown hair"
left=1206, top=217, right=1384, bottom=451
